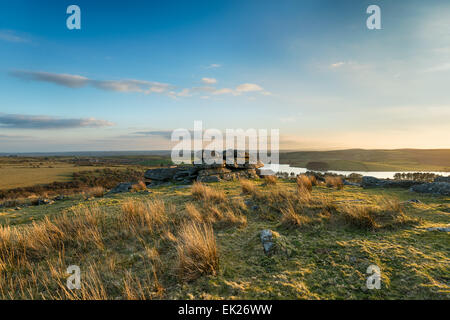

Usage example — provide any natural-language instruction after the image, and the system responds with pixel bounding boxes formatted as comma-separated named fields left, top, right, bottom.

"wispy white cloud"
left=423, top=63, right=450, bottom=73
left=9, top=70, right=271, bottom=99
left=10, top=70, right=174, bottom=94
left=0, top=113, right=114, bottom=129
left=212, top=83, right=268, bottom=96
left=168, top=88, right=192, bottom=98
left=432, top=47, right=450, bottom=54
left=328, top=61, right=369, bottom=71
left=0, top=30, right=29, bottom=43
left=201, top=77, right=217, bottom=84
left=132, top=131, right=173, bottom=139
left=206, top=63, right=221, bottom=69
left=0, top=134, right=32, bottom=139
left=236, top=83, right=263, bottom=93
left=130, top=130, right=199, bottom=141
left=330, top=62, right=345, bottom=68
left=92, top=79, right=173, bottom=94
left=10, top=70, right=88, bottom=88
left=212, top=88, right=235, bottom=95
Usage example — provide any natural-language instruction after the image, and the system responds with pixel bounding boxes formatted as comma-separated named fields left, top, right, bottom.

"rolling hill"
left=279, top=149, right=450, bottom=171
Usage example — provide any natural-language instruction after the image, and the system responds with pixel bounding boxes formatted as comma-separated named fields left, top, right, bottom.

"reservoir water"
left=260, top=164, right=449, bottom=179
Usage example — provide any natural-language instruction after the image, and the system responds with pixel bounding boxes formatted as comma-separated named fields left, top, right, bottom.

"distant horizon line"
left=1, top=147, right=450, bottom=156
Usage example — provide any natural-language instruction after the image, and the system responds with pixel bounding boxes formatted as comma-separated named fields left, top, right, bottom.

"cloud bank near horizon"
left=0, top=113, right=114, bottom=129
left=9, top=70, right=269, bottom=98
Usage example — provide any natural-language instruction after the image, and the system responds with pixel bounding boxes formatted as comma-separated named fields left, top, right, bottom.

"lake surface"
left=260, top=164, right=449, bottom=179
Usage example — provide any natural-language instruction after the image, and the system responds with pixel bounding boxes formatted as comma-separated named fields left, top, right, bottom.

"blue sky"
left=1, top=0, right=449, bottom=152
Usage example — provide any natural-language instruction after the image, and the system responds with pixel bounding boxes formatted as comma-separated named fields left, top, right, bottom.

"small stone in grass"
left=260, top=229, right=275, bottom=255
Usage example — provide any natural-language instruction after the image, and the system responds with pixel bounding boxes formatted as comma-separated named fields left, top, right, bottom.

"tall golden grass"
left=0, top=177, right=418, bottom=299
left=0, top=205, right=106, bottom=262
left=185, top=202, right=247, bottom=228
left=0, top=201, right=176, bottom=299
left=296, top=175, right=313, bottom=192
left=338, top=197, right=414, bottom=230
left=191, top=181, right=226, bottom=202
left=308, top=175, right=318, bottom=186
left=121, top=199, right=168, bottom=233
left=83, top=186, right=105, bottom=198
left=0, top=205, right=115, bottom=299
left=281, top=203, right=312, bottom=228
left=264, top=175, right=278, bottom=185
left=131, top=181, right=147, bottom=192
left=207, top=204, right=248, bottom=228
left=339, top=204, right=377, bottom=230
left=175, top=222, right=219, bottom=282
left=325, top=176, right=344, bottom=190
left=185, top=202, right=203, bottom=223
left=240, top=179, right=256, bottom=195
left=248, top=179, right=414, bottom=231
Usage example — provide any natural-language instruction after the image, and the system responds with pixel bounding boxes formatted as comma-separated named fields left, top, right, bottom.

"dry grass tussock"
left=338, top=197, right=416, bottom=230
left=253, top=182, right=414, bottom=231
left=83, top=186, right=105, bottom=198
left=0, top=205, right=106, bottom=262
left=131, top=181, right=147, bottom=192
left=121, top=199, right=169, bottom=233
left=325, top=176, right=344, bottom=190
left=0, top=201, right=176, bottom=299
left=0, top=205, right=114, bottom=299
left=176, top=222, right=219, bottom=282
left=339, top=204, right=378, bottom=230
left=240, top=179, right=256, bottom=195
left=281, top=203, right=313, bottom=228
left=0, top=188, right=235, bottom=298
left=185, top=200, right=247, bottom=228
left=264, top=175, right=278, bottom=185
left=0, top=177, right=422, bottom=299
left=296, top=175, right=313, bottom=192
left=251, top=183, right=335, bottom=226
left=308, top=175, right=318, bottom=186
left=191, top=182, right=226, bottom=202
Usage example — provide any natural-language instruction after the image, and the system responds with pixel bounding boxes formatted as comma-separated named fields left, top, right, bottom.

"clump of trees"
left=393, top=172, right=440, bottom=182
left=305, top=161, right=329, bottom=171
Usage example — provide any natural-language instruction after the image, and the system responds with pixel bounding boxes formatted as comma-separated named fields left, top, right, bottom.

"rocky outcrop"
left=108, top=182, right=134, bottom=194
left=343, top=179, right=361, bottom=186
left=362, top=176, right=423, bottom=189
left=144, top=150, right=264, bottom=185
left=434, top=176, right=450, bottom=183
left=426, top=226, right=450, bottom=232
left=33, top=198, right=55, bottom=206
left=144, top=167, right=180, bottom=181
left=410, top=182, right=450, bottom=196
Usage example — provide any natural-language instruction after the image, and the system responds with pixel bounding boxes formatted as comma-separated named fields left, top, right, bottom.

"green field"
left=0, top=163, right=111, bottom=190
left=1, top=179, right=448, bottom=299
left=0, top=155, right=171, bottom=190
left=280, top=149, right=450, bottom=171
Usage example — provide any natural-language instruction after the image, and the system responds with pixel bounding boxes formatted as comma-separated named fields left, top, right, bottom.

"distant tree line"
left=393, top=172, right=440, bottom=182
left=305, top=161, right=330, bottom=171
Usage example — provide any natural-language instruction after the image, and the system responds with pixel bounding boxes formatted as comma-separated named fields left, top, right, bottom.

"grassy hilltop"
left=280, top=149, right=450, bottom=171
left=0, top=177, right=448, bottom=299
